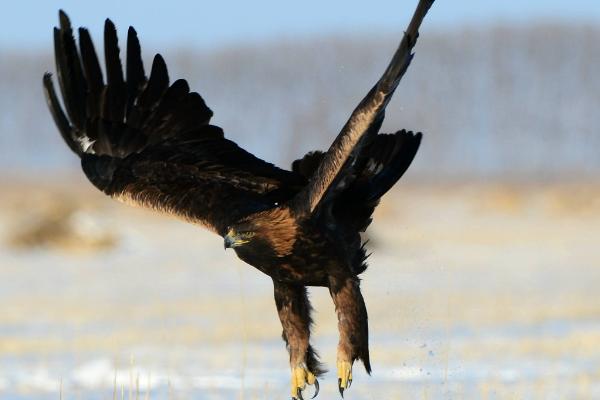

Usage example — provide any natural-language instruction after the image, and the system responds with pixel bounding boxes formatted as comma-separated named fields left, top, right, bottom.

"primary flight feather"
left=43, top=1, right=434, bottom=398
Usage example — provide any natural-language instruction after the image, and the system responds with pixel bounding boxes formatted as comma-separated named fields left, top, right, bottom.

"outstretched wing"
left=43, top=11, right=304, bottom=235
left=292, top=130, right=421, bottom=275
left=291, top=0, right=434, bottom=216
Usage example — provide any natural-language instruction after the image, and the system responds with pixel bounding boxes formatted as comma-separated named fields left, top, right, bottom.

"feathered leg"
left=329, top=275, right=370, bottom=397
left=273, top=280, right=325, bottom=399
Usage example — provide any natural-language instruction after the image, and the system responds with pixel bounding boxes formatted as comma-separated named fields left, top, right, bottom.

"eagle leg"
left=273, top=280, right=324, bottom=399
left=328, top=275, right=370, bottom=397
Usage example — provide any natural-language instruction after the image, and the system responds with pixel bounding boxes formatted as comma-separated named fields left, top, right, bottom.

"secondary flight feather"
left=43, top=1, right=434, bottom=398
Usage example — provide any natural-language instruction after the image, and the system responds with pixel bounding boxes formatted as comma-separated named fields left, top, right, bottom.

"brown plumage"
left=43, top=1, right=434, bottom=398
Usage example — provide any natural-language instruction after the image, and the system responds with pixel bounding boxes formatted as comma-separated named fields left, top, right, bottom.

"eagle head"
left=224, top=226, right=256, bottom=249
left=224, top=207, right=298, bottom=257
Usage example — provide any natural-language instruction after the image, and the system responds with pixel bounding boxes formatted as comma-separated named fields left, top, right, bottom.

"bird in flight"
left=43, top=0, right=434, bottom=398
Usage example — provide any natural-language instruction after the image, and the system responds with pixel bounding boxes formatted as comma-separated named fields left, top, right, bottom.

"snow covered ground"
left=1, top=179, right=599, bottom=399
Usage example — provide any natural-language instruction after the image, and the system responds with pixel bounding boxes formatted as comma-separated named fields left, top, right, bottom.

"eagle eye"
left=239, top=231, right=255, bottom=239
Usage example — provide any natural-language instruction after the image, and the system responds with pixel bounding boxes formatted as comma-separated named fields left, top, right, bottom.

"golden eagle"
left=43, top=1, right=434, bottom=398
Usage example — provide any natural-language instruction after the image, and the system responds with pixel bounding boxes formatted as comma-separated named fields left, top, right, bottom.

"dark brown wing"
left=293, top=129, right=421, bottom=231
left=292, top=130, right=421, bottom=276
left=290, top=0, right=434, bottom=216
left=43, top=11, right=304, bottom=235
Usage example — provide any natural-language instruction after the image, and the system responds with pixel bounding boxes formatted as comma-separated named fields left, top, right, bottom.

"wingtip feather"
left=43, top=72, right=81, bottom=155
left=126, top=25, right=145, bottom=83
left=125, top=25, right=146, bottom=115
left=149, top=53, right=170, bottom=87
left=58, top=10, right=70, bottom=29
left=104, top=17, right=124, bottom=84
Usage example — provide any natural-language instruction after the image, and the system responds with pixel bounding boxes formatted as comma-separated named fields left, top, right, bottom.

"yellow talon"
left=337, top=360, right=353, bottom=396
left=306, top=371, right=316, bottom=385
left=292, top=366, right=307, bottom=392
left=291, top=366, right=319, bottom=399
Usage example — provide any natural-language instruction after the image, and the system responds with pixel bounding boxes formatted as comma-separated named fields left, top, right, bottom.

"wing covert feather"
left=291, top=0, right=434, bottom=216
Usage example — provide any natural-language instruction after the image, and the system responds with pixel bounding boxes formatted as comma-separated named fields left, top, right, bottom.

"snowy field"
left=1, top=178, right=599, bottom=399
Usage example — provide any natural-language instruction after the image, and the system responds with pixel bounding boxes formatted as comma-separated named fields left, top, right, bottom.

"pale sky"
left=3, top=0, right=600, bottom=50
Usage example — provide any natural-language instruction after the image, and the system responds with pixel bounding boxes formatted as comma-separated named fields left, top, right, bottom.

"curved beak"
left=224, top=234, right=235, bottom=250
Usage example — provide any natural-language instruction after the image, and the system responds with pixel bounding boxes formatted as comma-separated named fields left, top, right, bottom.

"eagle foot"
left=291, top=365, right=319, bottom=399
left=337, top=360, right=353, bottom=397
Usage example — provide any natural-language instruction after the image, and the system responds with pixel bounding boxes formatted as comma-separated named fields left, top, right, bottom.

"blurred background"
left=1, top=0, right=599, bottom=399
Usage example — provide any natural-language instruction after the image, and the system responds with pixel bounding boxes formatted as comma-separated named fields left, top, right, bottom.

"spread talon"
left=337, top=360, right=353, bottom=397
left=311, top=378, right=320, bottom=399
left=291, top=365, right=320, bottom=399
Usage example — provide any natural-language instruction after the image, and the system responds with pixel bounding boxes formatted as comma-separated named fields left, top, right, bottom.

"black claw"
left=338, top=378, right=344, bottom=398
left=311, top=379, right=320, bottom=399
left=297, top=387, right=304, bottom=400
left=348, top=378, right=352, bottom=388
